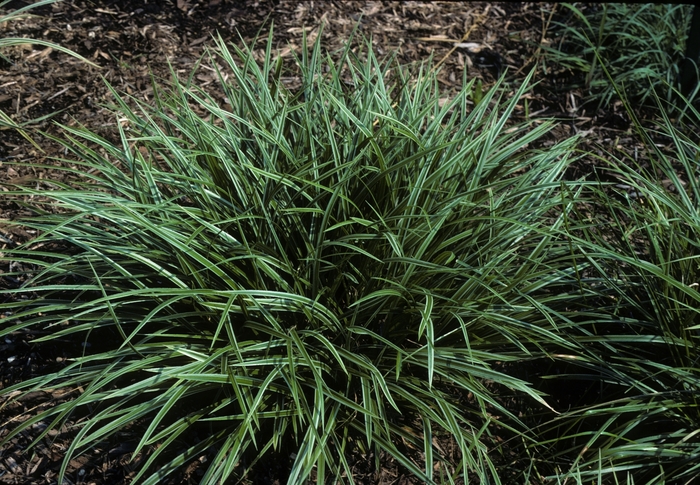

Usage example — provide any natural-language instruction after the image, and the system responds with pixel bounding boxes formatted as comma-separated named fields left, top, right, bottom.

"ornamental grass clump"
left=544, top=3, right=696, bottom=111
left=1, top=32, right=592, bottom=483
left=528, top=94, right=700, bottom=484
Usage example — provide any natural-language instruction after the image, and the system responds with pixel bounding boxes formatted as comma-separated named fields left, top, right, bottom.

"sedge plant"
left=1, top=31, right=616, bottom=484
left=543, top=3, right=696, bottom=112
left=525, top=89, right=700, bottom=484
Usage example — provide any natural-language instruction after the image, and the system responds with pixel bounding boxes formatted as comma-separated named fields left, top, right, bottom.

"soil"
left=0, top=1, right=692, bottom=484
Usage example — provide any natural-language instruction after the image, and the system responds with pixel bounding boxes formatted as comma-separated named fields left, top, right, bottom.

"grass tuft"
left=543, top=3, right=696, bottom=112
left=0, top=31, right=590, bottom=484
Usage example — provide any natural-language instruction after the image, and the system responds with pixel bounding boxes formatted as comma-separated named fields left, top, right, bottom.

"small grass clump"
left=544, top=3, right=696, bottom=111
left=0, top=32, right=592, bottom=484
left=529, top=95, right=700, bottom=484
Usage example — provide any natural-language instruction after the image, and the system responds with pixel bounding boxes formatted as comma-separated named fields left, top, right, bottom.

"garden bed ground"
left=0, top=2, right=666, bottom=484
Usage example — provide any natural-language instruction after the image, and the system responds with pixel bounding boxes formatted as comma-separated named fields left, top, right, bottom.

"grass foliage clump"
left=544, top=3, right=696, bottom=110
left=0, top=32, right=587, bottom=483
left=3, top=30, right=700, bottom=484
left=529, top=100, right=700, bottom=484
